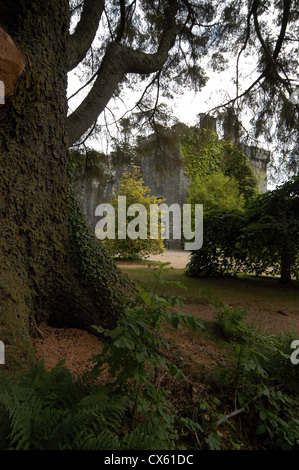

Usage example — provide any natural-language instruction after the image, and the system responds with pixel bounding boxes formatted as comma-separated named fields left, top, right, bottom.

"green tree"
left=187, top=171, right=245, bottom=213
left=181, top=128, right=259, bottom=205
left=186, top=175, right=299, bottom=284
left=244, top=175, right=299, bottom=284
left=100, top=168, right=166, bottom=259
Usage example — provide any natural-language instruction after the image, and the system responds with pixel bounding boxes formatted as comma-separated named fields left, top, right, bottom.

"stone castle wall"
left=75, top=122, right=270, bottom=247
left=242, top=145, right=270, bottom=193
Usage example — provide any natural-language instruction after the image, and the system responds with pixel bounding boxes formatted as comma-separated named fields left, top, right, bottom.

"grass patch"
left=118, top=265, right=299, bottom=319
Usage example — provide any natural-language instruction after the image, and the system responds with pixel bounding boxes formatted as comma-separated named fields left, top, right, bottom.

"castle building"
left=75, top=116, right=270, bottom=249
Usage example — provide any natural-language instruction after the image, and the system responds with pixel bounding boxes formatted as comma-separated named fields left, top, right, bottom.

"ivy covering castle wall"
left=71, top=118, right=270, bottom=248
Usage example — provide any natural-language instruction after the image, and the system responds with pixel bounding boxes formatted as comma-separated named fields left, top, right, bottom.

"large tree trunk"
left=0, top=1, right=133, bottom=371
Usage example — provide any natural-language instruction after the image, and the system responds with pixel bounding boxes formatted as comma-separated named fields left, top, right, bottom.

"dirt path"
left=147, top=249, right=191, bottom=268
left=118, top=249, right=191, bottom=269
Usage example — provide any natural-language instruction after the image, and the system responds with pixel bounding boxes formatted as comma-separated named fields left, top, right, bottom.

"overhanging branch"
left=252, top=0, right=292, bottom=93
left=67, top=0, right=105, bottom=72
left=67, top=0, right=178, bottom=146
left=273, top=0, right=291, bottom=60
left=67, top=43, right=125, bottom=147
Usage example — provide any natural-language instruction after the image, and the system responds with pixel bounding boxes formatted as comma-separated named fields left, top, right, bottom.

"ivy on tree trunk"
left=0, top=0, right=134, bottom=370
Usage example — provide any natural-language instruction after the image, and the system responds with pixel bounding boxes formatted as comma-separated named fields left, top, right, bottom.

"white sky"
left=67, top=61, right=257, bottom=144
left=67, top=33, right=285, bottom=192
left=66, top=2, right=299, bottom=191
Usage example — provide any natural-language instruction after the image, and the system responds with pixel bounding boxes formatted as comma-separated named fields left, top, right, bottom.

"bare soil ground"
left=32, top=302, right=298, bottom=378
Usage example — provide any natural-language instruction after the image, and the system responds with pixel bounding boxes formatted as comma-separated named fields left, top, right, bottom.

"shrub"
left=212, top=303, right=299, bottom=450
left=186, top=175, right=299, bottom=283
left=181, top=127, right=259, bottom=205
left=99, top=168, right=166, bottom=259
left=187, top=172, right=245, bottom=214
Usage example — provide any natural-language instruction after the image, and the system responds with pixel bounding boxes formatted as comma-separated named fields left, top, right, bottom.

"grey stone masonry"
left=75, top=119, right=270, bottom=249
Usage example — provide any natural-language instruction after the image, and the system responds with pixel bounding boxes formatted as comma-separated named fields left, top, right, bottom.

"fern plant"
left=0, top=359, right=175, bottom=450
left=92, top=262, right=205, bottom=448
left=0, top=361, right=126, bottom=450
left=0, top=263, right=204, bottom=450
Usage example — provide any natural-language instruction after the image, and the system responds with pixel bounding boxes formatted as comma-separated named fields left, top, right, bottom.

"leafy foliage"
left=212, top=303, right=299, bottom=450
left=67, top=185, right=135, bottom=327
left=186, top=175, right=299, bottom=283
left=0, top=360, right=126, bottom=450
left=68, top=148, right=108, bottom=184
left=0, top=263, right=205, bottom=450
left=93, top=262, right=204, bottom=384
left=92, top=262, right=204, bottom=447
left=1, top=263, right=298, bottom=450
left=181, top=128, right=259, bottom=205
left=101, top=168, right=166, bottom=259
left=187, top=171, right=245, bottom=214
left=185, top=210, right=249, bottom=278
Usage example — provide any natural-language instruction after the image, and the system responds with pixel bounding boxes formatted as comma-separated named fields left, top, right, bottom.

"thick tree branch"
left=67, top=43, right=125, bottom=146
left=115, top=0, right=126, bottom=42
left=67, top=0, right=178, bottom=146
left=273, top=0, right=291, bottom=60
left=252, top=0, right=292, bottom=93
left=67, top=0, right=105, bottom=71
left=252, top=0, right=275, bottom=67
left=121, top=0, right=178, bottom=74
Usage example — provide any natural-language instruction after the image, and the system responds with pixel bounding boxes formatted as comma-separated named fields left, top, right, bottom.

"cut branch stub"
left=0, top=26, right=26, bottom=104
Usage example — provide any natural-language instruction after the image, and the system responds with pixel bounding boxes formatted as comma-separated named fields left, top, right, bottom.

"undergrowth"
left=0, top=263, right=298, bottom=450
left=208, top=302, right=299, bottom=449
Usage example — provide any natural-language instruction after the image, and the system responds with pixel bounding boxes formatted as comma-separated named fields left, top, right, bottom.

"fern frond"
left=0, top=386, right=43, bottom=450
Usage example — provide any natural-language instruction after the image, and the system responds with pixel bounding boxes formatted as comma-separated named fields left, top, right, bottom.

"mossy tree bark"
left=0, top=1, right=133, bottom=370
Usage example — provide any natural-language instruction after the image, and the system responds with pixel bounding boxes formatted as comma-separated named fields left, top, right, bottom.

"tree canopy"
left=97, top=168, right=166, bottom=259
left=181, top=127, right=259, bottom=204
left=187, top=172, right=246, bottom=213
left=186, top=175, right=299, bottom=284
left=67, top=0, right=298, bottom=182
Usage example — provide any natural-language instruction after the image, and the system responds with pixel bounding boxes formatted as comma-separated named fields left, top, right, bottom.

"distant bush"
left=187, top=171, right=245, bottom=214
left=186, top=176, right=299, bottom=284
left=181, top=127, right=259, bottom=205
